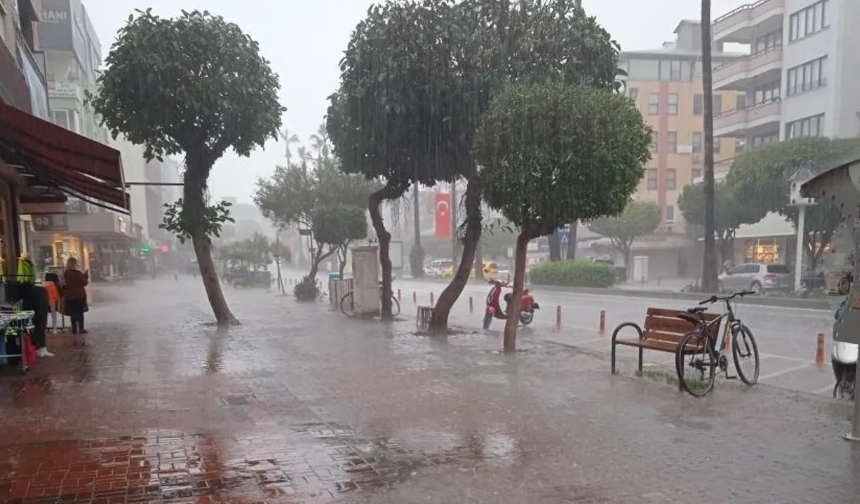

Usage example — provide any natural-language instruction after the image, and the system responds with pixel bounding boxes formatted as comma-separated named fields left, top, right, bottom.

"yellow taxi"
left=442, top=260, right=499, bottom=280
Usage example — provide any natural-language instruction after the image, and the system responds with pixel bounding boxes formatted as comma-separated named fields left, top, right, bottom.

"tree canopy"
left=726, top=137, right=860, bottom=271
left=477, top=82, right=651, bottom=240
left=589, top=201, right=661, bottom=268
left=678, top=181, right=757, bottom=262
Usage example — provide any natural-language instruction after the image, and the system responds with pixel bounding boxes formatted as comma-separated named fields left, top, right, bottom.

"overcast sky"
left=82, top=0, right=746, bottom=203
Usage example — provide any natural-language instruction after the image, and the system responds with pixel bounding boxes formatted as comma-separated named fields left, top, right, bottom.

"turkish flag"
left=435, top=192, right=452, bottom=239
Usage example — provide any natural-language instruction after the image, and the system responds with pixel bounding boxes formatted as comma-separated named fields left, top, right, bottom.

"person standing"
left=63, top=257, right=89, bottom=334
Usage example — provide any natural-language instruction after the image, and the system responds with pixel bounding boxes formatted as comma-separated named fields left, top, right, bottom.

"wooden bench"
left=416, top=306, right=434, bottom=330
left=610, top=307, right=722, bottom=375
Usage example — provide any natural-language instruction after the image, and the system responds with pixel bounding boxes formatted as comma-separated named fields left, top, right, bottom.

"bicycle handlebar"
left=698, top=290, right=756, bottom=305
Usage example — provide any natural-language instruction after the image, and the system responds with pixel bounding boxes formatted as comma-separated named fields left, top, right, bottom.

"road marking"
left=758, top=363, right=813, bottom=381
left=814, top=384, right=834, bottom=395
left=759, top=353, right=816, bottom=364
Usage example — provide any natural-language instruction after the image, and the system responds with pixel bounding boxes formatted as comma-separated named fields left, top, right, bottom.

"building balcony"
left=713, top=0, right=785, bottom=44
left=713, top=47, right=783, bottom=91
left=0, top=39, right=32, bottom=113
left=714, top=100, right=782, bottom=138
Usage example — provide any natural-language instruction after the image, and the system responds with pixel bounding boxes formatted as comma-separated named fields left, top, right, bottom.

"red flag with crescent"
left=435, top=192, right=452, bottom=239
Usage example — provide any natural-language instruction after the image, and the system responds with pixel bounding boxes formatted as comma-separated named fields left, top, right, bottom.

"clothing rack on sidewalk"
left=0, top=303, right=36, bottom=373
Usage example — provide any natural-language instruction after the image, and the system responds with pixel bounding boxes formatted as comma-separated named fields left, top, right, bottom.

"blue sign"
left=559, top=229, right=570, bottom=244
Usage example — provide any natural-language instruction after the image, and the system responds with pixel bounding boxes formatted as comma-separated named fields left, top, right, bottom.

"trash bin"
left=328, top=272, right=340, bottom=281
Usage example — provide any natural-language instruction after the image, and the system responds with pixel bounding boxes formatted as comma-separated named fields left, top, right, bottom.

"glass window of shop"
left=743, top=238, right=783, bottom=264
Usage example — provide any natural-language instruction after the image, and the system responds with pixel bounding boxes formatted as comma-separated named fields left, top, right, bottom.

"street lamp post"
left=789, top=167, right=815, bottom=292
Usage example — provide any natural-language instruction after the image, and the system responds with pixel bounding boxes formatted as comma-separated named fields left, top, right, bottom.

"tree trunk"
left=474, top=239, right=484, bottom=279
left=183, top=164, right=237, bottom=326
left=701, top=0, right=719, bottom=292
left=338, top=245, right=348, bottom=278
left=411, top=183, right=425, bottom=278
left=623, top=246, right=633, bottom=283
left=548, top=231, right=561, bottom=261
left=370, top=184, right=406, bottom=320
left=504, top=232, right=530, bottom=353
left=567, top=222, right=578, bottom=259
left=275, top=257, right=284, bottom=293
left=430, top=175, right=482, bottom=333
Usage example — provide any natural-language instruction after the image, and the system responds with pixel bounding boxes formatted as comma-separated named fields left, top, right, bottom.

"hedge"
left=528, top=260, right=615, bottom=288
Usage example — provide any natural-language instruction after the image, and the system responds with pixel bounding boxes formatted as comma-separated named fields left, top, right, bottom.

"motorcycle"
left=482, top=279, right=540, bottom=329
left=832, top=294, right=857, bottom=399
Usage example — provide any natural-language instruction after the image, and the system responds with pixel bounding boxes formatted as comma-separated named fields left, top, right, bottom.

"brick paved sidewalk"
left=0, top=278, right=858, bottom=504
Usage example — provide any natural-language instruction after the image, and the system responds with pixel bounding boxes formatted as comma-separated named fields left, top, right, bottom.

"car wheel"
left=750, top=281, right=763, bottom=294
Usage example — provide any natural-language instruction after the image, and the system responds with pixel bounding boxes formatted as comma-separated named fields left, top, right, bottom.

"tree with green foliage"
left=726, top=137, right=860, bottom=272
left=328, top=0, right=623, bottom=331
left=678, top=181, right=757, bottom=265
left=589, top=201, right=662, bottom=280
left=89, top=9, right=284, bottom=326
left=477, top=82, right=651, bottom=352
left=254, top=157, right=376, bottom=281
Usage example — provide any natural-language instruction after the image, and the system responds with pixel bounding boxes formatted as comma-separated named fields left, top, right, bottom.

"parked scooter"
left=482, top=279, right=540, bottom=329
left=832, top=294, right=857, bottom=399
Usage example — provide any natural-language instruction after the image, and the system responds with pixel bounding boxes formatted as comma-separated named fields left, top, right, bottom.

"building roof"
left=674, top=20, right=700, bottom=33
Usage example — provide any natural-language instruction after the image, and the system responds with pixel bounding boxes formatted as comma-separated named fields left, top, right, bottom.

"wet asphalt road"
left=290, top=269, right=839, bottom=397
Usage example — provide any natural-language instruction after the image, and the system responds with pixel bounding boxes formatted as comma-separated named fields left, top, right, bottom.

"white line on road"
left=759, top=353, right=816, bottom=364
left=759, top=363, right=814, bottom=381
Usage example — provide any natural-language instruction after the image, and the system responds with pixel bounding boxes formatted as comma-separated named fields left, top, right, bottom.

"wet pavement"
left=1, top=276, right=859, bottom=503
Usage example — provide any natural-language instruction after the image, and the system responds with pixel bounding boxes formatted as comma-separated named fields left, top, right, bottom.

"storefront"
left=732, top=212, right=796, bottom=265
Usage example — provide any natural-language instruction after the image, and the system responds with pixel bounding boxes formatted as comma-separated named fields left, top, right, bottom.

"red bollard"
left=430, top=292, right=435, bottom=305
left=469, top=296, right=474, bottom=313
left=599, top=310, right=606, bottom=334
left=816, top=333, right=825, bottom=367
left=413, top=291, right=417, bottom=304
left=556, top=305, right=562, bottom=331
left=397, top=289, right=402, bottom=301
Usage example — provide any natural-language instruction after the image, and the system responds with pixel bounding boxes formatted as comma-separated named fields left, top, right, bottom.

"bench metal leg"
left=638, top=348, right=643, bottom=372
left=611, top=341, right=617, bottom=374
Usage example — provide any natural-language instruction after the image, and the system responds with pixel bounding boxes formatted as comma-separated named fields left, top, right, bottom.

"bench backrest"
left=643, top=308, right=721, bottom=344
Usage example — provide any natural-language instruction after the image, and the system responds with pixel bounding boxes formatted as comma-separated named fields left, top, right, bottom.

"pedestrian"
left=63, top=257, right=89, bottom=334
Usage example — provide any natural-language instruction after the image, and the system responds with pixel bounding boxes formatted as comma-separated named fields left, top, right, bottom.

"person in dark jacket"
left=63, top=257, right=89, bottom=334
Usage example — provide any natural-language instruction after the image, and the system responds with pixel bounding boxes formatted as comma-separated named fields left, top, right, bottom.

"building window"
left=665, top=205, right=676, bottom=223
left=713, top=95, right=723, bottom=115
left=649, top=131, right=658, bottom=153
left=693, top=94, right=703, bottom=115
left=786, top=114, right=825, bottom=139
left=51, top=109, right=80, bottom=133
left=667, top=93, right=678, bottom=115
left=786, top=57, right=827, bottom=96
left=692, top=168, right=702, bottom=180
left=753, top=81, right=781, bottom=105
left=666, top=169, right=677, bottom=190
left=670, top=60, right=681, bottom=81
left=647, top=169, right=657, bottom=190
left=692, top=132, right=702, bottom=153
left=666, top=132, right=677, bottom=153
left=714, top=137, right=722, bottom=154
left=628, top=87, right=639, bottom=109
left=736, top=95, right=747, bottom=110
left=648, top=93, right=659, bottom=115
left=754, top=30, right=783, bottom=54
left=789, top=0, right=829, bottom=42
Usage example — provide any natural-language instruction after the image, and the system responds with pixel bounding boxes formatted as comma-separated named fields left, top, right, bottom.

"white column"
left=794, top=205, right=806, bottom=291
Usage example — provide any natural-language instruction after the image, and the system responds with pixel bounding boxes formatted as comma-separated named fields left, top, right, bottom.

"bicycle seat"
left=686, top=307, right=707, bottom=314
left=676, top=313, right=701, bottom=326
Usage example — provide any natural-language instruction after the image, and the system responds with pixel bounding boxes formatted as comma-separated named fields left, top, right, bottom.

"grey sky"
left=83, top=0, right=745, bottom=203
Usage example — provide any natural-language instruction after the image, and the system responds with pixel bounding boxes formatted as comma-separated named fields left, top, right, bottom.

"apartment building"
left=711, top=0, right=860, bottom=265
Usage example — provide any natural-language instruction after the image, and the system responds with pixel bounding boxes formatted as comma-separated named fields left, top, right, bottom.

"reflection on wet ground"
left=0, top=278, right=858, bottom=503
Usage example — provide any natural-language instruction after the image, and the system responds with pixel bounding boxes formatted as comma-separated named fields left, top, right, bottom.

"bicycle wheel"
left=339, top=291, right=355, bottom=316
left=390, top=295, right=401, bottom=317
left=676, top=331, right=716, bottom=397
left=732, top=325, right=760, bottom=385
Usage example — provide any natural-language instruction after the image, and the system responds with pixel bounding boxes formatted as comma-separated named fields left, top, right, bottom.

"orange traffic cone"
left=816, top=333, right=825, bottom=368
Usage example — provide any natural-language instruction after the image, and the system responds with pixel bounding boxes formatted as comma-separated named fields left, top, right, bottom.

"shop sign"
left=64, top=198, right=87, bottom=214
left=32, top=214, right=68, bottom=232
left=48, top=82, right=82, bottom=101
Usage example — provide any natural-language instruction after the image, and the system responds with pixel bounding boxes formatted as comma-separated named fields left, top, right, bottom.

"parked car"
left=718, top=263, right=793, bottom=294
left=442, top=260, right=500, bottom=280
left=425, top=259, right=453, bottom=278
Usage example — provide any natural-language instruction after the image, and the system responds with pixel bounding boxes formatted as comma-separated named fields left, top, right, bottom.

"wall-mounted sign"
left=32, top=214, right=68, bottom=232
left=48, top=82, right=82, bottom=100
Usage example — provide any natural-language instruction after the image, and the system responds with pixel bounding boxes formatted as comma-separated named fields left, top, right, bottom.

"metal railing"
left=714, top=0, right=776, bottom=24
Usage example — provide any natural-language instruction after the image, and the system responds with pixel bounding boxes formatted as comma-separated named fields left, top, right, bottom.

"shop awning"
left=0, top=99, right=129, bottom=212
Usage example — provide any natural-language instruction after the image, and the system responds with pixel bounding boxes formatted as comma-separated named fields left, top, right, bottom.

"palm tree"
left=701, top=0, right=718, bottom=291
left=309, top=122, right=330, bottom=160
left=279, top=127, right=300, bottom=164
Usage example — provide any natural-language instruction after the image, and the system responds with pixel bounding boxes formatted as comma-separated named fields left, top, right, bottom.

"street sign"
left=32, top=214, right=67, bottom=232
left=139, top=246, right=151, bottom=254
left=559, top=229, right=570, bottom=244
left=299, top=228, right=312, bottom=236
left=160, top=245, right=169, bottom=253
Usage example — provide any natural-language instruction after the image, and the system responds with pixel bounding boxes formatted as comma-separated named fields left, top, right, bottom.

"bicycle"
left=674, top=290, right=761, bottom=397
left=339, top=282, right=401, bottom=317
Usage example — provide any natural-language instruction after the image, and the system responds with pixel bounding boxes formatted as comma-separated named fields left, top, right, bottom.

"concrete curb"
left=402, top=276, right=831, bottom=311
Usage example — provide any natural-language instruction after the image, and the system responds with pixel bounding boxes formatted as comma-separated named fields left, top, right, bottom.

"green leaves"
left=588, top=201, right=661, bottom=250
left=90, top=9, right=285, bottom=162
left=677, top=181, right=757, bottom=236
left=476, top=82, right=651, bottom=237
left=310, top=205, right=368, bottom=247
left=160, top=199, right=234, bottom=243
